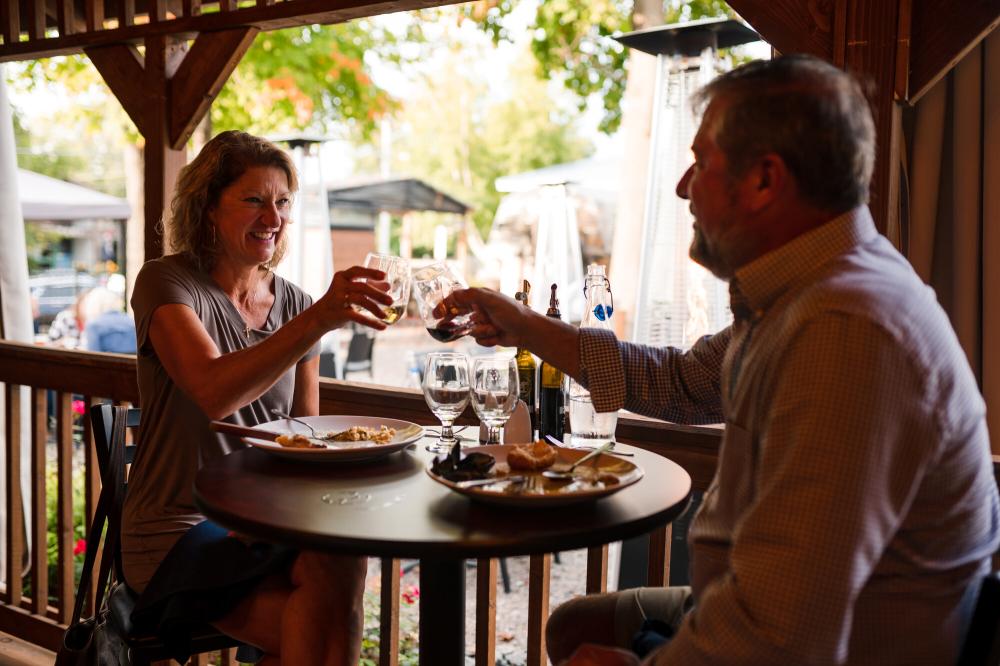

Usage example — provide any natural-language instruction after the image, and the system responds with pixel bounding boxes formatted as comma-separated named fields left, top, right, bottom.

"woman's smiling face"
left=209, top=165, right=292, bottom=270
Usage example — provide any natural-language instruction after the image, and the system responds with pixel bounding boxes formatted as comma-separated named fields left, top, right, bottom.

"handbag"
left=55, top=407, right=130, bottom=666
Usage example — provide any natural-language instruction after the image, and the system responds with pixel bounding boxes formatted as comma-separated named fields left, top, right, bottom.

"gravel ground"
left=367, top=549, right=600, bottom=666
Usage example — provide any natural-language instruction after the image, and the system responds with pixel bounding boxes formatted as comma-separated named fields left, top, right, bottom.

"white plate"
left=244, top=415, right=423, bottom=462
left=427, top=445, right=643, bottom=507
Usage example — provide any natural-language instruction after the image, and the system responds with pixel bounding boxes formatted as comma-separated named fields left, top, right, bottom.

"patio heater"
left=615, top=18, right=759, bottom=349
left=270, top=135, right=335, bottom=302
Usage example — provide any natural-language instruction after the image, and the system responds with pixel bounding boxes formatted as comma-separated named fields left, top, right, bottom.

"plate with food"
left=221, top=415, right=424, bottom=462
left=426, top=440, right=643, bottom=507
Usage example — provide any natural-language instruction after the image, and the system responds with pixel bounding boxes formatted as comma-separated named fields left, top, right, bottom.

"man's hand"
left=436, top=287, right=530, bottom=348
left=559, top=644, right=642, bottom=666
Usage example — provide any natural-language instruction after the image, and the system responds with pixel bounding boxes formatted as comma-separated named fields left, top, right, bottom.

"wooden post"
left=87, top=28, right=258, bottom=261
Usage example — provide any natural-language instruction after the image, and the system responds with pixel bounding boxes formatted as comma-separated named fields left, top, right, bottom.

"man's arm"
left=443, top=288, right=727, bottom=424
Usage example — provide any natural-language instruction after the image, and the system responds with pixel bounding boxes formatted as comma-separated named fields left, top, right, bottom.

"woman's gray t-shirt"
left=122, top=254, right=319, bottom=591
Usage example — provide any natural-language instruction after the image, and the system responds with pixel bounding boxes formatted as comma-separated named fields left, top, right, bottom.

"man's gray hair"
left=692, top=54, right=876, bottom=213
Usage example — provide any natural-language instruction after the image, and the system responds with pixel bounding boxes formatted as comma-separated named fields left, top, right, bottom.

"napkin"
left=479, top=399, right=532, bottom=444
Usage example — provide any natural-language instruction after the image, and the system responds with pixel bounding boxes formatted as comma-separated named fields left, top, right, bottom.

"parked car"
left=29, top=269, right=96, bottom=327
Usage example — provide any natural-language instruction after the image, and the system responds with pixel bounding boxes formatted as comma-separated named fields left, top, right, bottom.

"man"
left=439, top=55, right=1000, bottom=665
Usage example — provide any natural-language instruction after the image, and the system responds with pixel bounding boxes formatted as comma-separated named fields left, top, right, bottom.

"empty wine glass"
left=422, top=352, right=471, bottom=453
left=471, top=355, right=519, bottom=445
left=356, top=252, right=410, bottom=324
left=412, top=262, right=472, bottom=342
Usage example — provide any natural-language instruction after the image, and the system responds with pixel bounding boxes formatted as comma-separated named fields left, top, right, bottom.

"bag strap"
left=67, top=405, right=127, bottom=628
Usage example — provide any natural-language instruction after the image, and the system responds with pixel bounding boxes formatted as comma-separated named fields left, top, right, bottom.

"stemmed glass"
left=471, top=355, right=519, bottom=445
left=422, top=352, right=471, bottom=453
left=357, top=252, right=410, bottom=325
left=412, top=263, right=472, bottom=342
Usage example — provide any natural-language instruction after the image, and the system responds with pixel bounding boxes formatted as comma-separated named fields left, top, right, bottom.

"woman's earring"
left=210, top=225, right=217, bottom=247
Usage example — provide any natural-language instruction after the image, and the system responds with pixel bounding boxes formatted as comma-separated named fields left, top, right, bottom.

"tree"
left=392, top=47, right=592, bottom=240
left=460, top=0, right=734, bottom=134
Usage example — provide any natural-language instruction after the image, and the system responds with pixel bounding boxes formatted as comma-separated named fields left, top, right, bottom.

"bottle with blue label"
left=568, top=264, right=618, bottom=447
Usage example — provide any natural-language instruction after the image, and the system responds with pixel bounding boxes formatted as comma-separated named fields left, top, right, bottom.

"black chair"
left=88, top=404, right=245, bottom=665
left=958, top=571, right=1000, bottom=666
left=337, top=325, right=375, bottom=379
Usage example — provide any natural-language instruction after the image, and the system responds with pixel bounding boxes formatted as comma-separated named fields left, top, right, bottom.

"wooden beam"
left=908, top=0, right=1000, bottom=104
left=1, top=2, right=20, bottom=45
left=142, top=33, right=187, bottom=260
left=56, top=0, right=76, bottom=36
left=84, top=0, right=104, bottom=32
left=4, top=385, right=24, bottom=608
left=86, top=43, right=148, bottom=136
left=0, top=0, right=467, bottom=62
left=168, top=25, right=257, bottom=149
left=726, top=0, right=835, bottom=61
left=25, top=0, right=46, bottom=41
left=843, top=0, right=901, bottom=236
left=183, top=0, right=202, bottom=17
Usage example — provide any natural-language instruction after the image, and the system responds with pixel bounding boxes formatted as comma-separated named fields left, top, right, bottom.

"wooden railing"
left=0, top=339, right=722, bottom=664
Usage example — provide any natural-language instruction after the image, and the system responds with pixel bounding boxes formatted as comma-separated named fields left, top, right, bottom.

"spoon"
left=542, top=440, right=615, bottom=480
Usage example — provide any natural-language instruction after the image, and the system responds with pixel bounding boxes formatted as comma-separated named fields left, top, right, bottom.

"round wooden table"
left=194, top=440, right=692, bottom=665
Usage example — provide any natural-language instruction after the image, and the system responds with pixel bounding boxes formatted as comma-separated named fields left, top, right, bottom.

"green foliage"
left=212, top=20, right=415, bottom=138
left=392, top=50, right=591, bottom=239
left=462, top=0, right=734, bottom=134
left=360, top=586, right=420, bottom=665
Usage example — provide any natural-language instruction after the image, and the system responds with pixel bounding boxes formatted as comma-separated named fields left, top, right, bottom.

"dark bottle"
left=538, top=284, right=566, bottom=442
left=514, top=280, right=537, bottom=437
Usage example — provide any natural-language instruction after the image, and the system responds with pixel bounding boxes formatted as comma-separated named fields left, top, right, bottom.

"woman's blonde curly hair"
left=163, top=130, right=299, bottom=272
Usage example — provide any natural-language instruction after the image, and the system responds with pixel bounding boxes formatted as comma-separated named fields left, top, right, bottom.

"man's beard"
left=689, top=224, right=734, bottom=280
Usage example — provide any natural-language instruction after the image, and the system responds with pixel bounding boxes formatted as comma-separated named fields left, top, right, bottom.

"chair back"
left=958, top=572, right=1000, bottom=666
left=342, top=325, right=375, bottom=376
left=90, top=404, right=139, bottom=585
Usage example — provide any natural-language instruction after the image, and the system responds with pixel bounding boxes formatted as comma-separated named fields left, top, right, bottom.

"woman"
left=122, top=131, right=392, bottom=665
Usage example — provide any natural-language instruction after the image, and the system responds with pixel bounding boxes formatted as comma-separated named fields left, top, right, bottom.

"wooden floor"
left=0, top=631, right=54, bottom=666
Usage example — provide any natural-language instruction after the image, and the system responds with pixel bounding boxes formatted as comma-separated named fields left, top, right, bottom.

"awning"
left=18, top=169, right=131, bottom=221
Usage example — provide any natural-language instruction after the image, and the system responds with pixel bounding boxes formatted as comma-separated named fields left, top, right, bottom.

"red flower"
left=73, top=538, right=86, bottom=556
left=401, top=585, right=420, bottom=605
left=72, top=400, right=86, bottom=416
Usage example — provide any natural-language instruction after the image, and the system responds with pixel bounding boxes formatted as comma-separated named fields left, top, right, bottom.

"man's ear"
left=743, top=153, right=788, bottom=212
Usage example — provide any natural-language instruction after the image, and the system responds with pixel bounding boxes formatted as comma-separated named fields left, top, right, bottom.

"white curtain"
left=906, top=29, right=1000, bottom=452
left=0, top=66, right=35, bottom=580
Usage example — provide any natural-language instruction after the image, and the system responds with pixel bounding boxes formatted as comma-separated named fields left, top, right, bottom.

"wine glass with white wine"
left=422, top=352, right=471, bottom=453
left=357, top=252, right=410, bottom=324
left=471, top=355, right=519, bottom=445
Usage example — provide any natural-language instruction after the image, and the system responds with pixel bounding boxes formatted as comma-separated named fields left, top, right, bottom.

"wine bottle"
left=514, top=280, right=538, bottom=438
left=538, top=284, right=566, bottom=442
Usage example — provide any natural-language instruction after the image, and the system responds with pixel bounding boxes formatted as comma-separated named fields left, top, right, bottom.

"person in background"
left=80, top=286, right=137, bottom=354
left=440, top=55, right=1000, bottom=665
left=46, top=289, right=87, bottom=348
left=122, top=130, right=393, bottom=665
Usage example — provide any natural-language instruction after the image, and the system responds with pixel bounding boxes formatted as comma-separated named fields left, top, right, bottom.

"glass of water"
left=422, top=352, right=471, bottom=453
left=568, top=379, right=618, bottom=448
left=471, top=355, right=519, bottom=445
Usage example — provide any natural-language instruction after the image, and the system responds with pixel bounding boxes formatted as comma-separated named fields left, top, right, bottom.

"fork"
left=270, top=409, right=327, bottom=439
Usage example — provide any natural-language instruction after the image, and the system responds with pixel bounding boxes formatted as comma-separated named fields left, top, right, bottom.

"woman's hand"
left=317, top=265, right=395, bottom=330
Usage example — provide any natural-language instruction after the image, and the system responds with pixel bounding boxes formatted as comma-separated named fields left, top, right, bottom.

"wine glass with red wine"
left=412, top=263, right=473, bottom=342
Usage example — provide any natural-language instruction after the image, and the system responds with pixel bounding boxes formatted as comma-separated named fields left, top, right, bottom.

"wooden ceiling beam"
left=907, top=0, right=1000, bottom=104
left=725, top=0, right=836, bottom=61
left=85, top=42, right=148, bottom=136
left=168, top=26, right=257, bottom=148
left=0, top=0, right=465, bottom=61
left=1, top=3, right=20, bottom=45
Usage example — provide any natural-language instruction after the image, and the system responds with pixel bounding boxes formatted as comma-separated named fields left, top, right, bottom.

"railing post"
left=4, top=383, right=24, bottom=606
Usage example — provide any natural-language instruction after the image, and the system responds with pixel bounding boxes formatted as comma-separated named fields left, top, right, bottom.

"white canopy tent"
left=18, top=168, right=131, bottom=221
